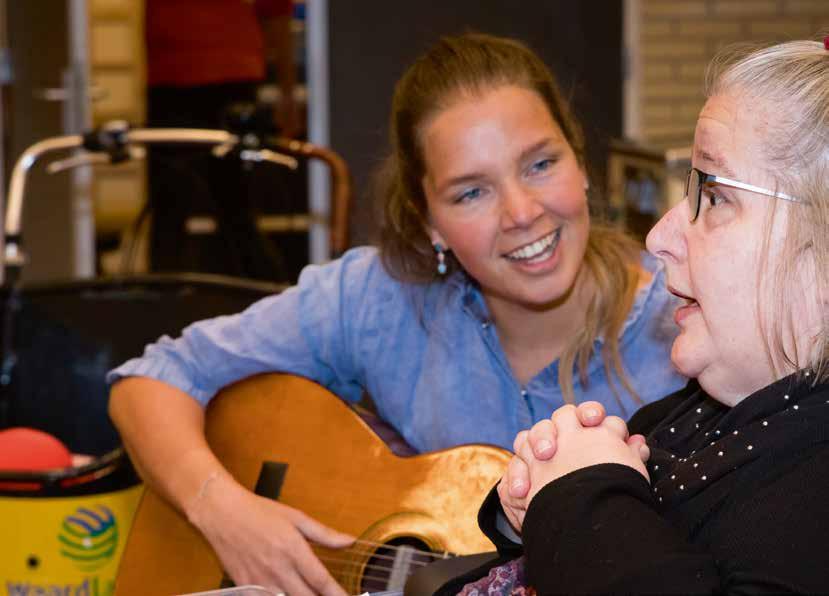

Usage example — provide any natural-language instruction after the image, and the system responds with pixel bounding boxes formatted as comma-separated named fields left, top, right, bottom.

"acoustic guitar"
left=114, top=374, right=511, bottom=595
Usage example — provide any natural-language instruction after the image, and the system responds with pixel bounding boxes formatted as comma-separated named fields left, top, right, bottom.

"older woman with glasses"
left=467, top=38, right=829, bottom=594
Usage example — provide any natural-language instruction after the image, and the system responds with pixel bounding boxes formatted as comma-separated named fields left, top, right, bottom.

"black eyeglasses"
left=685, top=167, right=801, bottom=222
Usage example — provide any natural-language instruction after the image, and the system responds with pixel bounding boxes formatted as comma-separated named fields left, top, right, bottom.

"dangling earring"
left=433, top=243, right=447, bottom=276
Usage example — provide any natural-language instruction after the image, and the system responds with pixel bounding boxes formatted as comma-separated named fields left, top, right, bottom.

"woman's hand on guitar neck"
left=189, top=473, right=355, bottom=596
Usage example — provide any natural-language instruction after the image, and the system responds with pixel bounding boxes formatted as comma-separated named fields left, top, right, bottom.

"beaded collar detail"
left=646, top=372, right=828, bottom=507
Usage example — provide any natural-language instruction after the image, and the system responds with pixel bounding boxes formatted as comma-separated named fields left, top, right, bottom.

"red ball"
left=0, top=427, right=73, bottom=471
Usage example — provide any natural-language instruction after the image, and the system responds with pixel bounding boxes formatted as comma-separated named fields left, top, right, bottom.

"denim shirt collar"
left=449, top=251, right=667, bottom=386
left=451, top=251, right=665, bottom=342
left=448, top=271, right=492, bottom=325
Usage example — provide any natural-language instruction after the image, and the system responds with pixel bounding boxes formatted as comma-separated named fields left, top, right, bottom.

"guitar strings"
left=339, top=565, right=444, bottom=590
left=336, top=537, right=454, bottom=558
left=310, top=556, right=428, bottom=590
left=312, top=541, right=453, bottom=563
left=309, top=542, right=457, bottom=589
left=312, top=549, right=437, bottom=569
left=211, top=532, right=457, bottom=588
left=310, top=547, right=451, bottom=588
left=335, top=570, right=424, bottom=588
left=352, top=536, right=453, bottom=556
left=312, top=554, right=427, bottom=575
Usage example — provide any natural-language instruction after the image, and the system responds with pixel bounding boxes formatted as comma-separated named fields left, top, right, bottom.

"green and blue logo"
left=58, top=505, right=119, bottom=572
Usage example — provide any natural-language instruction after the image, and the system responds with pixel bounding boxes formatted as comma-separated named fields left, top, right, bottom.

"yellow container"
left=0, top=484, right=143, bottom=595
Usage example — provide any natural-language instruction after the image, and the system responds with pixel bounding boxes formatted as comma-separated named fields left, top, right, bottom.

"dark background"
left=328, top=0, right=624, bottom=246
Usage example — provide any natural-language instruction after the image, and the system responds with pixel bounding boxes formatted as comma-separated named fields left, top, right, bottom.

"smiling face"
left=646, top=92, right=815, bottom=405
left=421, top=85, right=590, bottom=313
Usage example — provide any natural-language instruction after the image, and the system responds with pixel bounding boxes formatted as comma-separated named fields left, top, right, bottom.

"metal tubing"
left=2, top=125, right=349, bottom=282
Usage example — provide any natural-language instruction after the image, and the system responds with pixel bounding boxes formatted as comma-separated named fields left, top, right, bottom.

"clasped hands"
left=497, top=401, right=651, bottom=533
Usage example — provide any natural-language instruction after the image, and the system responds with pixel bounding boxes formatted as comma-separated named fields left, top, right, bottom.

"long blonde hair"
left=376, top=32, right=643, bottom=403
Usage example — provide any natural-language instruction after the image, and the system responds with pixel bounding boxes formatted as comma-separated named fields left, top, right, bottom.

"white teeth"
left=506, top=230, right=559, bottom=261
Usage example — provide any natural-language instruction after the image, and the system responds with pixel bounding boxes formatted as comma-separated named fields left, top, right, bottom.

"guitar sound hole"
left=359, top=536, right=435, bottom=594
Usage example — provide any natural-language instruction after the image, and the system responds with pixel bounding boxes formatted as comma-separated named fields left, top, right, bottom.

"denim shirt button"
left=521, top=389, right=528, bottom=397
left=481, top=321, right=490, bottom=329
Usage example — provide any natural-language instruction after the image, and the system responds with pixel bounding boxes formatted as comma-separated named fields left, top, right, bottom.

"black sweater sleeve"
left=522, top=448, right=829, bottom=595
left=522, top=463, right=720, bottom=595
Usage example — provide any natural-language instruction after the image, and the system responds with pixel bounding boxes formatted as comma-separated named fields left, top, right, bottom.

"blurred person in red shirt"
left=142, top=0, right=298, bottom=275
left=145, top=0, right=297, bottom=136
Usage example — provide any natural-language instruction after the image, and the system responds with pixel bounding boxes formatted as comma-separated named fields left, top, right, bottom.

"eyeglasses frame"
left=686, top=167, right=801, bottom=222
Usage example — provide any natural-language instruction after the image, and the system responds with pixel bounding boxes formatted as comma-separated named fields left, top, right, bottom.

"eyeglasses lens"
left=686, top=169, right=701, bottom=221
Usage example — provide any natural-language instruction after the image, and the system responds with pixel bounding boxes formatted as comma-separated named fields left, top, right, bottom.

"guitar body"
left=115, top=374, right=510, bottom=595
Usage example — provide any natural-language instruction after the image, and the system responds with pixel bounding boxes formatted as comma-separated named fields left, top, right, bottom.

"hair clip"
left=824, top=35, right=829, bottom=50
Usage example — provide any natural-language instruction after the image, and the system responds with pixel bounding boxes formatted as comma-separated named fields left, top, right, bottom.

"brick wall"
left=638, top=0, right=829, bottom=150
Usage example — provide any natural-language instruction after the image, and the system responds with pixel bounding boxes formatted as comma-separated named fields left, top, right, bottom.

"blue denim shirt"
left=108, top=247, right=686, bottom=453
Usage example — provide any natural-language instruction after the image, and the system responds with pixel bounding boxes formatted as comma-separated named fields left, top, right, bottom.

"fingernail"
left=584, top=407, right=599, bottom=420
left=536, top=439, right=553, bottom=454
left=511, top=478, right=526, bottom=492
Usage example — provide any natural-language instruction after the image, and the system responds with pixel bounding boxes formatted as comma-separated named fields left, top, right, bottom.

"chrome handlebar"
left=3, top=121, right=318, bottom=277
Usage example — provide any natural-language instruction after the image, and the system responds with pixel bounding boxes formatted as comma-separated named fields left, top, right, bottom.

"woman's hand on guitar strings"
left=188, top=473, right=354, bottom=596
